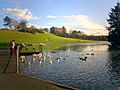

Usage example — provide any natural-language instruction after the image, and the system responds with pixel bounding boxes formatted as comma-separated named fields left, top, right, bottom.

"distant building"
left=50, top=26, right=66, bottom=35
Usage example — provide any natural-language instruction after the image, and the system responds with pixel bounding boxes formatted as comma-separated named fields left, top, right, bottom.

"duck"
left=91, top=49, right=94, bottom=55
left=86, top=53, right=90, bottom=55
left=91, top=53, right=94, bottom=55
left=79, top=56, right=87, bottom=61
left=56, top=58, right=60, bottom=62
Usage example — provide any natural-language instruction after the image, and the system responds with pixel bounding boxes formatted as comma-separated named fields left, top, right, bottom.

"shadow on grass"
left=0, top=43, right=9, bottom=48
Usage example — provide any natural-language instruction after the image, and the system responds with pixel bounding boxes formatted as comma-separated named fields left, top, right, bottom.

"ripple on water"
left=20, top=43, right=120, bottom=90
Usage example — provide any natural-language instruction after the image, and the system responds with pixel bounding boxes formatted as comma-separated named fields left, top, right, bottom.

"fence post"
left=16, top=46, right=19, bottom=74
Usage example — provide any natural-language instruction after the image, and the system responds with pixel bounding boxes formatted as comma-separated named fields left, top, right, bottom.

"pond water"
left=20, top=41, right=120, bottom=90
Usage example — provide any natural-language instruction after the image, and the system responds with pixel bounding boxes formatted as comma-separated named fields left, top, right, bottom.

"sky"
left=0, top=0, right=118, bottom=35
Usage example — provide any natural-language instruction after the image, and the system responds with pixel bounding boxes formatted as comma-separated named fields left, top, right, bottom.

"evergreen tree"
left=107, top=2, right=120, bottom=48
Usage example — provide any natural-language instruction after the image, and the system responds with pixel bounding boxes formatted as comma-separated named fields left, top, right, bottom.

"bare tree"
left=3, top=16, right=13, bottom=30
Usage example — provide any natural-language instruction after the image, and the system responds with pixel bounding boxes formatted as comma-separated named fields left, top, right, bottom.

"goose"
left=47, top=54, right=53, bottom=64
left=32, top=54, right=37, bottom=58
left=41, top=52, right=46, bottom=61
left=20, top=56, right=25, bottom=63
left=37, top=53, right=42, bottom=59
left=48, top=60, right=52, bottom=64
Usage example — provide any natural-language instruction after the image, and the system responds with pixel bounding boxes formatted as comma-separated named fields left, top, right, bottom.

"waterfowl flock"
left=19, top=49, right=95, bottom=65
left=79, top=49, right=95, bottom=61
left=19, top=52, right=65, bottom=65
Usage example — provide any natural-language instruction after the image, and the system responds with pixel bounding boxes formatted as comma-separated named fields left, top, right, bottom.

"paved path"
left=0, top=49, right=75, bottom=90
left=0, top=49, right=16, bottom=73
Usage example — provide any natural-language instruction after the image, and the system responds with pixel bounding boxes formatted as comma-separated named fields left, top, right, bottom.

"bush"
left=19, top=28, right=45, bottom=34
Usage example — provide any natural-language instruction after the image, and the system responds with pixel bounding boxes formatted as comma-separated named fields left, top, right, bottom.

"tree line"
left=3, top=16, right=44, bottom=34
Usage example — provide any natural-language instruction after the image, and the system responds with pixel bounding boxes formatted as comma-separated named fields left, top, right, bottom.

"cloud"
left=3, top=8, right=39, bottom=21
left=60, top=15, right=108, bottom=35
left=28, top=23, right=51, bottom=29
left=47, top=15, right=57, bottom=19
left=27, top=23, right=41, bottom=29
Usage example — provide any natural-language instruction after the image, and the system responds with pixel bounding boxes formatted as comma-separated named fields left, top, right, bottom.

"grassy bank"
left=0, top=30, right=95, bottom=50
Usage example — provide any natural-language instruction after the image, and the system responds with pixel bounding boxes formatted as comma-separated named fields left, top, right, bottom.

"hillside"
left=0, top=30, right=94, bottom=49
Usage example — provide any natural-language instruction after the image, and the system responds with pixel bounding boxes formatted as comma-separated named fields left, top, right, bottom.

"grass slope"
left=0, top=30, right=94, bottom=49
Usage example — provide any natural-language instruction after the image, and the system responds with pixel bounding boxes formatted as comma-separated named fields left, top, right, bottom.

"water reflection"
left=108, top=50, right=120, bottom=88
left=20, top=42, right=120, bottom=90
left=57, top=44, right=87, bottom=52
left=57, top=43, right=109, bottom=53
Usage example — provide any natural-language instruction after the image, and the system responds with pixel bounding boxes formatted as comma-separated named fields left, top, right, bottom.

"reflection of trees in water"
left=56, top=44, right=87, bottom=52
left=56, top=43, right=109, bottom=52
left=108, top=50, right=120, bottom=87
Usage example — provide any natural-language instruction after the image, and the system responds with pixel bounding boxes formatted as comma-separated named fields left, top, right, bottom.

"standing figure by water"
left=3, top=40, right=17, bottom=73
left=10, top=40, right=17, bottom=55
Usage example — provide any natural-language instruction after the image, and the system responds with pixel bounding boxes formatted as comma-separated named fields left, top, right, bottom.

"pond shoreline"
left=0, top=49, right=76, bottom=90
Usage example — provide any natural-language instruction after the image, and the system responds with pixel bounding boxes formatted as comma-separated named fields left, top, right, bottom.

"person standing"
left=10, top=40, right=16, bottom=55
left=3, top=40, right=16, bottom=73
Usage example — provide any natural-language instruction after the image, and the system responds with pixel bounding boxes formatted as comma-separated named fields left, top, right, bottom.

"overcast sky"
left=0, top=0, right=118, bottom=35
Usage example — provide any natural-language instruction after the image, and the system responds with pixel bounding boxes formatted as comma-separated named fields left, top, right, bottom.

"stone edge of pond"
left=18, top=73, right=77, bottom=90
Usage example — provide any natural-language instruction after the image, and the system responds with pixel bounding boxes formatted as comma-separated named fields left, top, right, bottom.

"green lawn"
left=0, top=30, right=95, bottom=50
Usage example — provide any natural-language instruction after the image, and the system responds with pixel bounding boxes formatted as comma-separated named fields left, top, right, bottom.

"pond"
left=20, top=41, right=120, bottom=90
